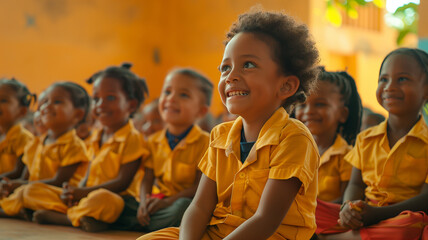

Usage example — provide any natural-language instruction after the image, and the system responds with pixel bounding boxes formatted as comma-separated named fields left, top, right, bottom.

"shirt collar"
left=154, top=125, right=205, bottom=147
left=90, top=120, right=135, bottom=145
left=43, top=129, right=77, bottom=145
left=320, top=134, right=351, bottom=165
left=211, top=108, right=289, bottom=153
left=4, top=124, right=25, bottom=140
left=363, top=117, right=428, bottom=144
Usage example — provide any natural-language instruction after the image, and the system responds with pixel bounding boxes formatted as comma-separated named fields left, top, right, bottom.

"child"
left=316, top=48, right=428, bottom=240
left=29, top=64, right=150, bottom=232
left=0, top=78, right=35, bottom=179
left=139, top=10, right=320, bottom=240
left=33, top=91, right=48, bottom=136
left=0, top=82, right=90, bottom=218
left=112, top=68, right=213, bottom=232
left=140, top=98, right=165, bottom=138
left=295, top=68, right=362, bottom=203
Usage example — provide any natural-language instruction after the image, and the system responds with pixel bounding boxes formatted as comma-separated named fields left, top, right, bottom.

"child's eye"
left=398, top=77, right=408, bottom=82
left=219, top=65, right=231, bottom=73
left=243, top=62, right=256, bottom=69
left=164, top=89, right=171, bottom=95
left=378, top=77, right=388, bottom=83
left=180, top=93, right=189, bottom=98
left=0, top=98, right=8, bottom=103
left=315, top=102, right=327, bottom=107
left=54, top=100, right=62, bottom=104
left=106, top=95, right=116, bottom=101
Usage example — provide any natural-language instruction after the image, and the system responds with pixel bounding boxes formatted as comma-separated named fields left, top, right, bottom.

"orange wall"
left=0, top=0, right=310, bottom=115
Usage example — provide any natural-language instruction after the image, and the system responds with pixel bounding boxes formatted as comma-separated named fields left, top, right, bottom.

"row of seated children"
left=0, top=63, right=217, bottom=233
left=1, top=9, right=427, bottom=240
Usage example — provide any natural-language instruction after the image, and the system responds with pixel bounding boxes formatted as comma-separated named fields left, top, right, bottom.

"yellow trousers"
left=137, top=224, right=238, bottom=240
left=0, top=185, right=27, bottom=216
left=21, top=182, right=125, bottom=226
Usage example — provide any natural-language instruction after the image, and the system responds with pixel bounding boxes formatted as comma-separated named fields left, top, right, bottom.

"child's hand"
left=0, top=178, right=12, bottom=198
left=146, top=197, right=171, bottom=214
left=60, top=182, right=88, bottom=207
left=137, top=194, right=151, bottom=226
left=60, top=182, right=74, bottom=207
left=338, top=200, right=364, bottom=229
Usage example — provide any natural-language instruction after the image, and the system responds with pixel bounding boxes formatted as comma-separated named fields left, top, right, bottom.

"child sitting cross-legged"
left=111, top=68, right=213, bottom=233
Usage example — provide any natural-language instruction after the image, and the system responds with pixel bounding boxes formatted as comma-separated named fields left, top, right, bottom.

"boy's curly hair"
left=225, top=10, right=320, bottom=111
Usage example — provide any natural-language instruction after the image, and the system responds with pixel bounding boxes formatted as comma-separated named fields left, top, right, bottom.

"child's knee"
left=87, top=189, right=124, bottom=208
left=173, top=197, right=192, bottom=209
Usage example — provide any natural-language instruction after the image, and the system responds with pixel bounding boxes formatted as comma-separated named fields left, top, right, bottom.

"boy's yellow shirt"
left=345, top=118, right=428, bottom=206
left=85, top=121, right=149, bottom=197
left=145, top=125, right=209, bottom=197
left=318, top=134, right=352, bottom=202
left=199, top=108, right=320, bottom=240
left=22, top=129, right=89, bottom=186
left=0, top=124, right=33, bottom=174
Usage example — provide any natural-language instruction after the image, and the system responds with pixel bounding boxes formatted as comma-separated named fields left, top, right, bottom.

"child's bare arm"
left=87, top=158, right=140, bottom=193
left=340, top=167, right=366, bottom=229
left=70, top=158, right=141, bottom=201
left=224, top=177, right=301, bottom=240
left=179, top=174, right=217, bottom=240
left=137, top=167, right=155, bottom=226
left=361, top=183, right=428, bottom=226
left=0, top=155, right=25, bottom=180
left=147, top=170, right=202, bottom=214
left=343, top=167, right=366, bottom=201
left=40, top=162, right=80, bottom=187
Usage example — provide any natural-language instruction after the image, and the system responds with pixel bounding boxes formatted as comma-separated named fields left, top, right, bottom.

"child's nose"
left=383, top=79, right=397, bottom=92
left=225, top=69, right=240, bottom=84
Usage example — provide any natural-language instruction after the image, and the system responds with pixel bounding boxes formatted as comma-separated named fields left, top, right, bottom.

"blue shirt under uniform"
left=240, top=128, right=255, bottom=163
left=166, top=125, right=193, bottom=150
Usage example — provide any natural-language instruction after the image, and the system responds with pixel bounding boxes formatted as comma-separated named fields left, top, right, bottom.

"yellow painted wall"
left=1, top=0, right=413, bottom=117
left=0, top=0, right=310, bottom=115
left=419, top=0, right=428, bottom=37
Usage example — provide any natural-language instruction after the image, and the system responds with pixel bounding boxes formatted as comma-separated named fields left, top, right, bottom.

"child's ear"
left=278, top=75, right=300, bottom=101
left=197, top=104, right=209, bottom=119
left=339, top=106, right=349, bottom=124
left=127, top=99, right=139, bottom=115
left=73, top=108, right=85, bottom=124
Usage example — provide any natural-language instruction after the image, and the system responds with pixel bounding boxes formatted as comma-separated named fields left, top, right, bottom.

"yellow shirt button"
left=239, top=172, right=245, bottom=178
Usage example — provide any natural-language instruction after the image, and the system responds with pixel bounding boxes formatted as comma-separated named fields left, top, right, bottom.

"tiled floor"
left=0, top=218, right=143, bottom=240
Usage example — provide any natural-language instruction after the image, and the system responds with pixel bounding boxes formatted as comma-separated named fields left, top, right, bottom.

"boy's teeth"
left=228, top=91, right=248, bottom=97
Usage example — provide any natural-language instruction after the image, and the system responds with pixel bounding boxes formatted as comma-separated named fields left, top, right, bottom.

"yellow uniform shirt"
left=318, top=134, right=352, bottom=202
left=345, top=118, right=428, bottom=206
left=145, top=125, right=209, bottom=197
left=0, top=124, right=33, bottom=174
left=85, top=121, right=149, bottom=197
left=22, top=129, right=89, bottom=186
left=199, top=108, right=319, bottom=240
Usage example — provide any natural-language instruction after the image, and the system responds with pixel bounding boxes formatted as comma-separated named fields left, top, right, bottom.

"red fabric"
left=315, top=199, right=427, bottom=240
left=359, top=211, right=428, bottom=240
left=315, top=199, right=349, bottom=234
left=150, top=193, right=166, bottom=199
left=422, top=225, right=428, bottom=240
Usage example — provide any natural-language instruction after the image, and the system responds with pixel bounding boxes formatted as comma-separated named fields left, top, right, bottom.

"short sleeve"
left=339, top=155, right=353, bottom=181
left=13, top=131, right=33, bottom=157
left=344, top=135, right=363, bottom=169
left=269, top=134, right=319, bottom=194
left=60, top=140, right=89, bottom=167
left=198, top=131, right=217, bottom=182
left=120, top=132, right=149, bottom=164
